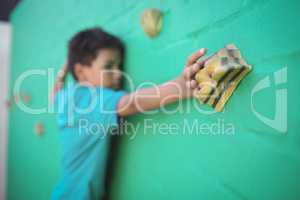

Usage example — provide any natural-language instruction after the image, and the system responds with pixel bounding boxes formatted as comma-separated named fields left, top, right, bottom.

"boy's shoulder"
left=54, top=84, right=127, bottom=127
left=54, top=83, right=126, bottom=111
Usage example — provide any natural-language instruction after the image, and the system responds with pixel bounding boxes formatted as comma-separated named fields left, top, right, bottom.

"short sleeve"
left=54, top=85, right=127, bottom=128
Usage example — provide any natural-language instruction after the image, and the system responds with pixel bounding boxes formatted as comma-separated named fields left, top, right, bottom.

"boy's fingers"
left=62, top=63, right=67, bottom=70
left=183, top=68, right=192, bottom=80
left=190, top=80, right=198, bottom=89
left=184, top=62, right=203, bottom=80
left=196, top=59, right=206, bottom=66
left=192, top=62, right=200, bottom=73
left=186, top=80, right=198, bottom=91
left=53, top=80, right=64, bottom=94
left=193, top=86, right=202, bottom=98
left=185, top=48, right=206, bottom=67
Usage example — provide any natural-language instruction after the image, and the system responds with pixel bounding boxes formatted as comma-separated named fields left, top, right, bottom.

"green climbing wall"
left=7, top=0, right=300, bottom=200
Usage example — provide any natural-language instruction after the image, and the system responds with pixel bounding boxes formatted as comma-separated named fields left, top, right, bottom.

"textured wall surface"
left=7, top=0, right=300, bottom=200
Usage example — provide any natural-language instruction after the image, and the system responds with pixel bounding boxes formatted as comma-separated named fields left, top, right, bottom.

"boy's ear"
left=74, top=63, right=85, bottom=81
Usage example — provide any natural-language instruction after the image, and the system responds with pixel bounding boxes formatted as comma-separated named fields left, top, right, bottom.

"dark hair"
left=67, top=27, right=125, bottom=80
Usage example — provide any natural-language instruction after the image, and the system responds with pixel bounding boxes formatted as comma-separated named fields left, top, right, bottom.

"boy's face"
left=75, top=48, right=122, bottom=89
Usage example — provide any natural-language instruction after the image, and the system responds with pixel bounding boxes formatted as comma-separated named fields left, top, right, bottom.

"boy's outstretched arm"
left=117, top=48, right=206, bottom=117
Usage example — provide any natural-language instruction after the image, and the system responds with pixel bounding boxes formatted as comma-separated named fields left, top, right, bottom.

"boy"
left=51, top=27, right=206, bottom=200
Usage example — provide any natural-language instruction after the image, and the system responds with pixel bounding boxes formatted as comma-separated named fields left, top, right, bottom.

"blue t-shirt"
left=51, top=83, right=126, bottom=200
